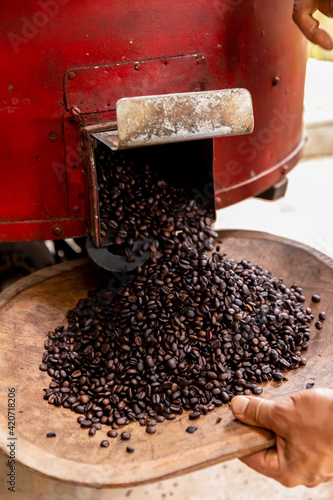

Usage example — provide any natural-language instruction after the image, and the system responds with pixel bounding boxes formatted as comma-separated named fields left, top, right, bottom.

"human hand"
left=293, top=0, right=333, bottom=50
left=231, top=388, right=333, bottom=487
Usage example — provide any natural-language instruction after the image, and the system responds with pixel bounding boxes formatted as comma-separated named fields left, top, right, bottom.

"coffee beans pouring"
left=97, top=147, right=216, bottom=262
left=40, top=146, right=319, bottom=443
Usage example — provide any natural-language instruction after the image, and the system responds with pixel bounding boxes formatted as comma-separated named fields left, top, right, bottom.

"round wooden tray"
left=0, top=230, right=332, bottom=488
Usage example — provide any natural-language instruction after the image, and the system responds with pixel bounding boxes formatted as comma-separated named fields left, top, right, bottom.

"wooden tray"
left=1, top=230, right=333, bottom=488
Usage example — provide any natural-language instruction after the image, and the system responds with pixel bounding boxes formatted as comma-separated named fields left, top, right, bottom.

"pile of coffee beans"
left=40, top=146, right=317, bottom=440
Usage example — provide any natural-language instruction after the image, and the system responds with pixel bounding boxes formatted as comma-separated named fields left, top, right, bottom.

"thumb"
left=231, top=395, right=279, bottom=432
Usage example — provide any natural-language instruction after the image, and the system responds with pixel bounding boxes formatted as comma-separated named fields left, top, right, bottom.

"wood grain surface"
left=0, top=230, right=332, bottom=488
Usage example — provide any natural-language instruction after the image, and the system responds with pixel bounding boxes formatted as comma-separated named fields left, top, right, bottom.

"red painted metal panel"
left=0, top=0, right=308, bottom=242
left=64, top=55, right=207, bottom=114
left=212, top=1, right=308, bottom=208
left=0, top=219, right=86, bottom=243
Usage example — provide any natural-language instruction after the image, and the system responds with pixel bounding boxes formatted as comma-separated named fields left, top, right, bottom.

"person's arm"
left=231, top=388, right=333, bottom=487
left=293, top=0, right=333, bottom=50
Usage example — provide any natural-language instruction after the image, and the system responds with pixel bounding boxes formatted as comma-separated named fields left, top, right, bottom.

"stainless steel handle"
left=92, top=88, right=254, bottom=150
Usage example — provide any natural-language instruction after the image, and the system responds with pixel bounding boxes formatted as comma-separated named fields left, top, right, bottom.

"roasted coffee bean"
left=312, top=294, right=321, bottom=303
left=306, top=382, right=315, bottom=389
left=74, top=405, right=85, bottom=414
left=39, top=364, right=48, bottom=371
left=166, top=359, right=177, bottom=370
left=145, top=356, right=155, bottom=368
left=67, top=396, right=77, bottom=405
left=165, top=413, right=176, bottom=420
left=89, top=427, right=96, bottom=436
left=80, top=420, right=92, bottom=428
left=116, top=417, right=128, bottom=426
left=121, top=432, right=131, bottom=441
left=186, top=426, right=198, bottom=434
left=315, top=321, right=323, bottom=330
left=100, top=440, right=109, bottom=448
left=272, top=371, right=284, bottom=382
left=108, top=220, right=118, bottom=230
left=146, top=425, right=156, bottom=434
left=107, top=430, right=118, bottom=438
left=46, top=432, right=56, bottom=438
left=319, top=312, right=326, bottom=321
left=221, top=392, right=230, bottom=403
left=126, top=447, right=135, bottom=453
left=189, top=411, right=201, bottom=420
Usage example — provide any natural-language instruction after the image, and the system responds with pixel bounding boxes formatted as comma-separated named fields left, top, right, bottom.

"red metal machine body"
left=0, top=0, right=307, bottom=242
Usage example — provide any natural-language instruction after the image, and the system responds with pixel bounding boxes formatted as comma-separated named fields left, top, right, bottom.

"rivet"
left=71, top=106, right=81, bottom=115
left=68, top=71, right=75, bottom=79
left=134, top=62, right=141, bottom=71
left=52, top=226, right=63, bottom=236
left=196, top=55, right=205, bottom=65
left=73, top=206, right=80, bottom=214
left=48, top=132, right=58, bottom=142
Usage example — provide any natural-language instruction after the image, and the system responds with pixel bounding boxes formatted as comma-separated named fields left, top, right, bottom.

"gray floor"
left=2, top=450, right=333, bottom=500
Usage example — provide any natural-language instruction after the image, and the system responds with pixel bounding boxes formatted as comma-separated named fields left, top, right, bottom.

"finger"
left=318, top=0, right=333, bottom=18
left=293, top=0, right=333, bottom=20
left=231, top=396, right=286, bottom=435
left=301, top=16, right=333, bottom=49
left=293, top=6, right=333, bottom=50
left=240, top=446, right=280, bottom=478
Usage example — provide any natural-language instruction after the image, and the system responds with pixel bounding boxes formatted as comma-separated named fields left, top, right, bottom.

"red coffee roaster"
left=0, top=0, right=307, bottom=275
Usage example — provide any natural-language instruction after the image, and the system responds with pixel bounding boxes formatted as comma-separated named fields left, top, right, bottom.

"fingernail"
left=231, top=396, right=249, bottom=415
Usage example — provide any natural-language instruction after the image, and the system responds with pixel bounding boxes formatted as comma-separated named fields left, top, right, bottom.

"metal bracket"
left=255, top=177, right=289, bottom=201
left=92, top=89, right=254, bottom=150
